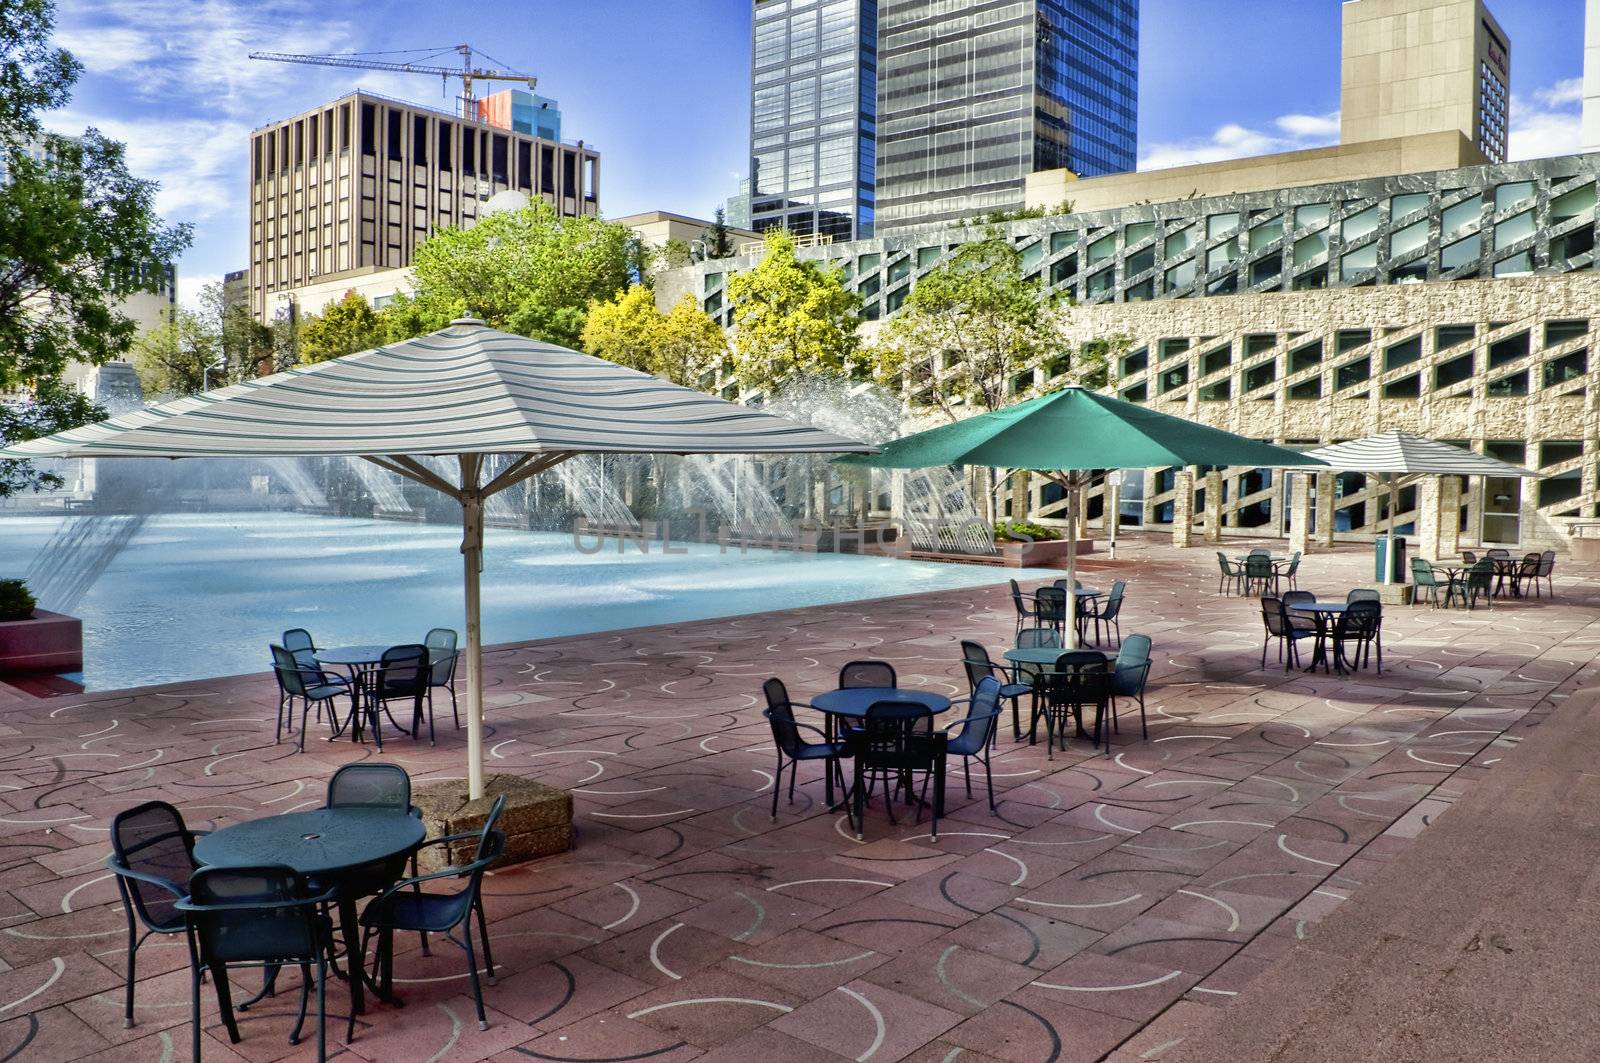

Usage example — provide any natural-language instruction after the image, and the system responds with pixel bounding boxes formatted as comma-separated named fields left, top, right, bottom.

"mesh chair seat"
left=998, top=681, right=1033, bottom=698
left=362, top=882, right=475, bottom=934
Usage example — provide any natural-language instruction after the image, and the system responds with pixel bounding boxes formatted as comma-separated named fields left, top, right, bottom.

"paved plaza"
left=0, top=539, right=1595, bottom=1062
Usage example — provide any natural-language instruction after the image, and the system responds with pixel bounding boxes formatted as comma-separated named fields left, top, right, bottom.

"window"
left=1165, top=260, right=1196, bottom=289
left=1391, top=192, right=1430, bottom=220
left=1125, top=278, right=1154, bottom=301
left=1127, top=245, right=1155, bottom=275
left=1244, top=334, right=1276, bottom=357
left=1341, top=205, right=1382, bottom=242
left=1295, top=204, right=1330, bottom=230
left=1050, top=230, right=1079, bottom=253
left=1546, top=320, right=1589, bottom=346
left=1493, top=252, right=1533, bottom=277
left=1125, top=221, right=1155, bottom=244
left=1336, top=357, right=1370, bottom=391
left=1340, top=245, right=1377, bottom=280
left=1199, top=379, right=1231, bottom=401
left=1385, top=337, right=1422, bottom=370
left=1433, top=353, right=1475, bottom=391
left=1159, top=364, right=1189, bottom=393
left=1442, top=196, right=1480, bottom=237
left=1390, top=219, right=1429, bottom=257
left=1121, top=348, right=1148, bottom=375
left=1086, top=233, right=1115, bottom=265
left=1551, top=182, right=1596, bottom=223
left=1292, top=232, right=1327, bottom=266
left=1288, top=377, right=1321, bottom=400
left=1050, top=254, right=1078, bottom=286
left=1248, top=218, right=1283, bottom=251
left=1544, top=349, right=1587, bottom=389
left=1489, top=332, right=1529, bottom=368
left=1160, top=338, right=1191, bottom=361
left=1164, top=224, right=1197, bottom=258
left=1292, top=266, right=1328, bottom=290
left=1201, top=344, right=1231, bottom=375
left=413, top=116, right=427, bottom=166
left=1441, top=234, right=1479, bottom=271
left=1288, top=340, right=1322, bottom=374
left=1437, top=324, right=1475, bottom=350
left=1383, top=374, right=1421, bottom=398
left=1207, top=213, right=1239, bottom=238
left=1487, top=372, right=1528, bottom=397
left=1086, top=268, right=1114, bottom=298
left=1494, top=181, right=1535, bottom=213
left=1244, top=360, right=1276, bottom=392
left=1249, top=253, right=1282, bottom=286
left=1336, top=330, right=1370, bottom=354
left=1207, top=242, right=1238, bottom=271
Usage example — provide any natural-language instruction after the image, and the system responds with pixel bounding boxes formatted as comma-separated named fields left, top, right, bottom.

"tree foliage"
left=0, top=382, right=99, bottom=498
left=382, top=202, right=634, bottom=349
left=868, top=230, right=1122, bottom=417
left=0, top=0, right=189, bottom=492
left=129, top=282, right=271, bottom=397
left=703, top=208, right=733, bottom=259
left=298, top=291, right=384, bottom=364
left=581, top=285, right=725, bottom=388
left=725, top=229, right=859, bottom=393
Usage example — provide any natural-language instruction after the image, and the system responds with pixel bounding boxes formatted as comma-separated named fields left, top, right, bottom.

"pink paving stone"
left=619, top=967, right=804, bottom=1048
left=4, top=538, right=1599, bottom=1060
left=768, top=978, right=963, bottom=1061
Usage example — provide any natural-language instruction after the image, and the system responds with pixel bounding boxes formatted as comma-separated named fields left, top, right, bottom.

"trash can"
left=1375, top=536, right=1408, bottom=582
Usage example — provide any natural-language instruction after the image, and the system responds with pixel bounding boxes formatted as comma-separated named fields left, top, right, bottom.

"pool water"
left=0, top=513, right=1042, bottom=691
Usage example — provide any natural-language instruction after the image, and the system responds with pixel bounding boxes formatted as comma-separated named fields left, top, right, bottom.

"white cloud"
left=1510, top=78, right=1584, bottom=161
left=43, top=109, right=249, bottom=222
left=178, top=272, right=224, bottom=311
left=1137, top=111, right=1340, bottom=171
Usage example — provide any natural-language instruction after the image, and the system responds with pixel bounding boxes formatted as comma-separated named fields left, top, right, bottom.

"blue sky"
left=48, top=0, right=1588, bottom=306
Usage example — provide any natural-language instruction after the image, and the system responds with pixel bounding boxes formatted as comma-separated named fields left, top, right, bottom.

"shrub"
left=0, top=579, right=37, bottom=621
left=993, top=520, right=1062, bottom=543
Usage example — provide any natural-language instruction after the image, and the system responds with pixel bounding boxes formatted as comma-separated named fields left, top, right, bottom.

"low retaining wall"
left=0, top=610, right=82, bottom=674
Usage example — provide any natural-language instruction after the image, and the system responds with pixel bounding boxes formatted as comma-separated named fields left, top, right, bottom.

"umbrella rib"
left=481, top=452, right=573, bottom=497
left=369, top=455, right=462, bottom=500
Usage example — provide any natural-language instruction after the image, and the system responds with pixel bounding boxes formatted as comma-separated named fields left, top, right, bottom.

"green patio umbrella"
left=840, top=385, right=1327, bottom=646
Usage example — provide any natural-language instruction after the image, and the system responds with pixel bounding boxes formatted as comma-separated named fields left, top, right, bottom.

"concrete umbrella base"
left=412, top=773, right=573, bottom=871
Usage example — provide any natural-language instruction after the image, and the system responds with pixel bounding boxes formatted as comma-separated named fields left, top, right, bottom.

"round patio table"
left=315, top=645, right=413, bottom=744
left=1287, top=602, right=1348, bottom=675
left=1003, top=647, right=1113, bottom=668
left=809, top=687, right=953, bottom=720
left=196, top=808, right=425, bottom=1016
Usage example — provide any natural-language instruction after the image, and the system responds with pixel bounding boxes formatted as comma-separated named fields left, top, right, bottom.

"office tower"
left=874, top=0, right=1138, bottom=231
left=1341, top=0, right=1511, bottom=164
left=749, top=0, right=879, bottom=240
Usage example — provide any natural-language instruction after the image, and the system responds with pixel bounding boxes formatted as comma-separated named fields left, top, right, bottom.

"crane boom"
left=248, top=45, right=537, bottom=118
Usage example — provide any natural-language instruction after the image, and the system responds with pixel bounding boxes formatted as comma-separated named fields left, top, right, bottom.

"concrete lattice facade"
left=662, top=150, right=1600, bottom=551
left=249, top=91, right=600, bottom=323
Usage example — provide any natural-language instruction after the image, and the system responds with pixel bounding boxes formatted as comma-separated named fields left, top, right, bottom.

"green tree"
left=581, top=285, right=725, bottom=388
left=129, top=308, right=221, bottom=397
left=703, top=208, right=733, bottom=259
left=725, top=229, right=859, bottom=393
left=654, top=293, right=727, bottom=388
left=869, top=231, right=1073, bottom=417
left=205, top=282, right=272, bottom=377
left=386, top=201, right=634, bottom=348
left=0, top=0, right=190, bottom=494
left=0, top=381, right=99, bottom=497
left=298, top=291, right=383, bottom=364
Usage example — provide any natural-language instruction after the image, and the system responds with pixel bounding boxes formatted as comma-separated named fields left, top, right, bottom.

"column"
left=1202, top=469, right=1223, bottom=543
left=1171, top=469, right=1194, bottom=548
left=1289, top=472, right=1311, bottom=555
left=1416, top=477, right=1442, bottom=561
left=1315, top=472, right=1336, bottom=547
left=1439, top=477, right=1462, bottom=557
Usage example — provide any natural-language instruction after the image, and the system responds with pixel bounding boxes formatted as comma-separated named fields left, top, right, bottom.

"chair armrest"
left=106, top=857, right=189, bottom=900
left=176, top=885, right=338, bottom=914
left=939, top=707, right=1000, bottom=734
left=364, top=851, right=499, bottom=911
left=791, top=719, right=835, bottom=744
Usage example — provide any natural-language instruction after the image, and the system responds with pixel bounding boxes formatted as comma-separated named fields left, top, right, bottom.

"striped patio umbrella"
left=1303, top=431, right=1542, bottom=584
left=0, top=319, right=875, bottom=797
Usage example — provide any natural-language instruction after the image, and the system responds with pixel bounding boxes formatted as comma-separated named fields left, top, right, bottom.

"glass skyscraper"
left=874, top=0, right=1138, bottom=231
left=749, top=0, right=878, bottom=240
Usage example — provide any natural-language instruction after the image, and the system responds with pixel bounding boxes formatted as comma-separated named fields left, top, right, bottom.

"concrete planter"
left=0, top=610, right=82, bottom=674
left=997, top=538, right=1095, bottom=567
left=412, top=773, right=573, bottom=872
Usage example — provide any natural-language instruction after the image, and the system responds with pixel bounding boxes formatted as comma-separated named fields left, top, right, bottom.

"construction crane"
left=248, top=45, right=537, bottom=119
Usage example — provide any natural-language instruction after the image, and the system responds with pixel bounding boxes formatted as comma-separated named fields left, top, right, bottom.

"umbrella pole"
left=1065, top=474, right=1080, bottom=650
left=459, top=455, right=487, bottom=801
left=1383, top=475, right=1397, bottom=587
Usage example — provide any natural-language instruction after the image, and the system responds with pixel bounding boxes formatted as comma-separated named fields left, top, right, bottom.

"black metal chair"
left=1465, top=559, right=1496, bottom=609
left=1109, top=634, right=1153, bottom=739
left=270, top=645, right=348, bottom=752
left=762, top=678, right=850, bottom=816
left=850, top=700, right=941, bottom=839
left=1034, top=585, right=1067, bottom=637
left=942, top=677, right=1001, bottom=814
left=1334, top=599, right=1383, bottom=672
left=1242, top=555, right=1277, bottom=596
left=959, top=640, right=1033, bottom=743
left=424, top=627, right=460, bottom=729
left=1537, top=550, right=1556, bottom=597
left=1009, top=578, right=1042, bottom=634
left=839, top=659, right=897, bottom=689
left=1260, top=596, right=1313, bottom=671
left=1485, top=547, right=1510, bottom=559
left=1035, top=651, right=1113, bottom=756
left=1410, top=558, right=1459, bottom=608
left=1278, top=551, right=1302, bottom=591
left=1085, top=579, right=1126, bottom=646
left=358, top=644, right=430, bottom=749
left=1513, top=552, right=1542, bottom=597
left=1216, top=552, right=1243, bottom=596
left=177, top=865, right=342, bottom=1062
left=1461, top=550, right=1479, bottom=565
left=359, top=795, right=507, bottom=1033
left=324, top=762, right=427, bottom=950
left=108, top=801, right=204, bottom=1030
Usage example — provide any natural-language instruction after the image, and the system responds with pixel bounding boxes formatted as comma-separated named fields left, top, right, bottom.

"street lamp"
left=202, top=357, right=227, bottom=391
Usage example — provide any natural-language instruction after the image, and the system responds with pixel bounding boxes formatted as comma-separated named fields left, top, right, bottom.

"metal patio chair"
left=108, top=801, right=205, bottom=1030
